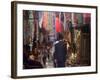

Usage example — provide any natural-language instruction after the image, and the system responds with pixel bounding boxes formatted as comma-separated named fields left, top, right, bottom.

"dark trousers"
left=57, top=61, right=65, bottom=67
left=43, top=56, right=46, bottom=66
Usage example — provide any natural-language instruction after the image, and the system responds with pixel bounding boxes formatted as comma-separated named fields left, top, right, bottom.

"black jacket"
left=54, top=40, right=67, bottom=62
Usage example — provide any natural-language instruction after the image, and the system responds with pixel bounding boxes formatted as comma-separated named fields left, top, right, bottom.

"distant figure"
left=42, top=45, right=48, bottom=67
left=54, top=33, right=67, bottom=67
left=24, top=54, right=43, bottom=69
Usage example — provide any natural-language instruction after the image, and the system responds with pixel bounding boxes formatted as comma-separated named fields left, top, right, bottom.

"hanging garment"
left=55, top=17, right=61, bottom=33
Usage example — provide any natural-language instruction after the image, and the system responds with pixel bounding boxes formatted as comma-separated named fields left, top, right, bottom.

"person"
left=24, top=54, right=43, bottom=69
left=41, top=45, right=48, bottom=67
left=54, top=33, right=67, bottom=67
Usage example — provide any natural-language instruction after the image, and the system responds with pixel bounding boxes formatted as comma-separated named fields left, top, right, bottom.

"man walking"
left=54, top=33, right=67, bottom=67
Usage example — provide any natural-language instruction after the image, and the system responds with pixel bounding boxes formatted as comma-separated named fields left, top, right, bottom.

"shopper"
left=54, top=33, right=67, bottom=67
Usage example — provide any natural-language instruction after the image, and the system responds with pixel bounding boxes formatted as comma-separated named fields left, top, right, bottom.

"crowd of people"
left=23, top=33, right=68, bottom=69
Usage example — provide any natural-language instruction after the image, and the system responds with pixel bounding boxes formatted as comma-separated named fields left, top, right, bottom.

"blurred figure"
left=24, top=54, right=43, bottom=69
left=54, top=33, right=67, bottom=67
left=41, top=45, right=48, bottom=67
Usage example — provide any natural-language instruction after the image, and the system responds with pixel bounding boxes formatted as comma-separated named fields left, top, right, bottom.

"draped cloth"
left=55, top=17, right=61, bottom=33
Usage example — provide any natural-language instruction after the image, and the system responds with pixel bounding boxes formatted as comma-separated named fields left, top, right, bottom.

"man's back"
left=54, top=40, right=67, bottom=62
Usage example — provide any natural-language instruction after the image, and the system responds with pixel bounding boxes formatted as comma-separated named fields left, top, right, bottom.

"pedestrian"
left=54, top=33, right=67, bottom=67
left=42, top=45, right=48, bottom=67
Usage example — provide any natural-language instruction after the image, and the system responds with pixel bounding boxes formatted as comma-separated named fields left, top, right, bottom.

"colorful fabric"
left=55, top=17, right=61, bottom=32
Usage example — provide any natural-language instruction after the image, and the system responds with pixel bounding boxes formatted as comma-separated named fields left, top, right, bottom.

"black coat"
left=54, top=40, right=67, bottom=62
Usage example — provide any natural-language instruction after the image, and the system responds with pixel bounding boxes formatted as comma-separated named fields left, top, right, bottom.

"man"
left=54, top=33, right=67, bottom=67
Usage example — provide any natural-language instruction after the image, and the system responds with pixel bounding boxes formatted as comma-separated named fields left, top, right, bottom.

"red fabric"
left=55, top=17, right=61, bottom=32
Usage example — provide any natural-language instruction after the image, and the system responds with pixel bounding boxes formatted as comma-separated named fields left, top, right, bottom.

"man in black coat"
left=54, top=33, right=67, bottom=67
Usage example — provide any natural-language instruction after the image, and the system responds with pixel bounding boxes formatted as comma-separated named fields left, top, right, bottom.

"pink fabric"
left=42, top=12, right=48, bottom=29
left=83, top=13, right=91, bottom=24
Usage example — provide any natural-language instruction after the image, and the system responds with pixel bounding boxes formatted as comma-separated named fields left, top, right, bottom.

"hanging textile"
left=55, top=16, right=61, bottom=33
left=65, top=12, right=71, bottom=31
left=83, top=13, right=91, bottom=24
left=60, top=12, right=64, bottom=32
left=77, top=13, right=83, bottom=25
left=39, top=11, right=43, bottom=29
left=74, top=13, right=78, bottom=27
left=23, top=10, right=30, bottom=45
left=42, top=12, right=48, bottom=30
left=48, top=12, right=53, bottom=32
